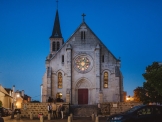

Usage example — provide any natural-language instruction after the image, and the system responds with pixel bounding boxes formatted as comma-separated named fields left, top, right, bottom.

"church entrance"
left=78, top=89, right=88, bottom=104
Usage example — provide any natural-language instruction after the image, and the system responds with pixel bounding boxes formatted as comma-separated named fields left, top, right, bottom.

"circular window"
left=74, top=55, right=93, bottom=73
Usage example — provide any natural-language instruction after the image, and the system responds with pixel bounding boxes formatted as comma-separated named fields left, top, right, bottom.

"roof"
left=23, top=94, right=31, bottom=100
left=5, top=88, right=12, bottom=94
left=50, top=9, right=62, bottom=38
left=50, top=21, right=120, bottom=62
left=0, top=85, right=10, bottom=96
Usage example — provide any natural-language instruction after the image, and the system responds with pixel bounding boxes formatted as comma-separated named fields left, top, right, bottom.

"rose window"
left=75, top=57, right=90, bottom=71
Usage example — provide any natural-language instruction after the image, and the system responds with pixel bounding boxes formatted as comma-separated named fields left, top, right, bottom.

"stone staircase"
left=70, top=105, right=99, bottom=117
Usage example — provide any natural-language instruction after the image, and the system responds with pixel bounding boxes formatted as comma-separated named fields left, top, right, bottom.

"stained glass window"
left=58, top=72, right=62, bottom=88
left=104, top=72, right=108, bottom=88
left=75, top=57, right=90, bottom=71
left=56, top=92, right=62, bottom=98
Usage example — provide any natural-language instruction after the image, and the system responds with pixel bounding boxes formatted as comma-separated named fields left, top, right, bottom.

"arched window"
left=104, top=72, right=108, bottom=88
left=57, top=41, right=60, bottom=50
left=56, top=92, right=62, bottom=98
left=81, top=31, right=86, bottom=40
left=58, top=72, right=62, bottom=88
left=102, top=55, right=104, bottom=62
left=62, top=55, right=64, bottom=63
left=52, top=42, right=56, bottom=51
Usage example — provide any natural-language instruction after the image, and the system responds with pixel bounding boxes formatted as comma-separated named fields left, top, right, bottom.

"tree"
left=143, top=62, right=162, bottom=96
left=139, top=62, right=162, bottom=104
left=143, top=81, right=162, bottom=104
left=0, top=100, right=2, bottom=107
left=133, top=87, right=145, bottom=102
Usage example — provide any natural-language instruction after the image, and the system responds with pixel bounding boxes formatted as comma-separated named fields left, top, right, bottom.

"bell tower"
left=50, top=9, right=64, bottom=54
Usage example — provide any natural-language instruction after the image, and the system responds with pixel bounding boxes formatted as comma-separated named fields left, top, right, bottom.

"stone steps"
left=70, top=105, right=99, bottom=117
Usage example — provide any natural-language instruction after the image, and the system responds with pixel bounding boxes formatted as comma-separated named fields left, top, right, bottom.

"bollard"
left=30, top=112, right=33, bottom=120
left=92, top=113, right=95, bottom=121
left=40, top=115, right=44, bottom=122
left=68, top=116, right=71, bottom=122
left=16, top=113, right=20, bottom=120
left=70, top=113, right=73, bottom=122
left=95, top=116, right=99, bottom=122
left=48, top=113, right=51, bottom=120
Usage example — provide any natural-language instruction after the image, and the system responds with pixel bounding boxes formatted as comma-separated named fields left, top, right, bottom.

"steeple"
left=50, top=9, right=62, bottom=38
left=49, top=9, right=64, bottom=55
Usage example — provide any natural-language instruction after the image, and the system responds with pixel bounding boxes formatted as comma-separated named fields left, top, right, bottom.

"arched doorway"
left=75, top=78, right=92, bottom=105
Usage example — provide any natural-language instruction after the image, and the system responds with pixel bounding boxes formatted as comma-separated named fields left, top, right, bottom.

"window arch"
left=104, top=72, right=108, bottom=88
left=58, top=72, right=62, bottom=88
left=57, top=41, right=60, bottom=50
left=52, top=42, right=56, bottom=51
left=81, top=31, right=86, bottom=40
left=102, top=55, right=104, bottom=62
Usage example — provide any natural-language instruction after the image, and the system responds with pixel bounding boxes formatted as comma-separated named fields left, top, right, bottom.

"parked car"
left=0, top=107, right=8, bottom=117
left=14, top=109, right=21, bottom=114
left=107, top=105, right=162, bottom=122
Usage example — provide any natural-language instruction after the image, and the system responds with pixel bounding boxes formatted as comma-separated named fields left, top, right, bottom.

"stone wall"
left=100, top=102, right=142, bottom=115
left=19, top=102, right=142, bottom=118
left=20, top=102, right=69, bottom=118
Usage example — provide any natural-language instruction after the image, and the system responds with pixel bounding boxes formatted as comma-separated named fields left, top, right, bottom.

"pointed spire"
left=50, top=9, right=62, bottom=38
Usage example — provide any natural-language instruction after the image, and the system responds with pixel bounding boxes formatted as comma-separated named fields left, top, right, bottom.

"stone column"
left=66, top=94, right=70, bottom=103
left=99, top=91, right=103, bottom=103
left=66, top=44, right=72, bottom=104
left=95, top=44, right=101, bottom=103
left=47, top=67, right=52, bottom=98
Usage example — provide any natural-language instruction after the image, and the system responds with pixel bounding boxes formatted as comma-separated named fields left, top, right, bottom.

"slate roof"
left=50, top=9, right=62, bottom=38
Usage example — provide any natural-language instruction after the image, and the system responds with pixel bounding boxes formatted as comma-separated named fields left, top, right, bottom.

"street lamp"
left=126, top=95, right=130, bottom=101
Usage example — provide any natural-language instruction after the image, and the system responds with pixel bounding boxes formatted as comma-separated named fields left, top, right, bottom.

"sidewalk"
left=4, top=116, right=107, bottom=122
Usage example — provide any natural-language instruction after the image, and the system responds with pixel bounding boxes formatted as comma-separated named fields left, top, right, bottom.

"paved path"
left=4, top=117, right=107, bottom=122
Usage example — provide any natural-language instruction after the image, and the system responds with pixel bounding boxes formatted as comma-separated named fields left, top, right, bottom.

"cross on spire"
left=82, top=13, right=86, bottom=22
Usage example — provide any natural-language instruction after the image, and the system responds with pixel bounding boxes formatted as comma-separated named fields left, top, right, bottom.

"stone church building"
left=41, top=9, right=123, bottom=105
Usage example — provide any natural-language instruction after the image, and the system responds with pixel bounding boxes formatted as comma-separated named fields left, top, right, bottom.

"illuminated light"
left=81, top=61, right=85, bottom=66
left=17, top=94, right=20, bottom=97
left=126, top=97, right=129, bottom=101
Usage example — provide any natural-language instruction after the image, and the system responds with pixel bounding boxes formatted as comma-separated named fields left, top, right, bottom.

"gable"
left=50, top=22, right=120, bottom=63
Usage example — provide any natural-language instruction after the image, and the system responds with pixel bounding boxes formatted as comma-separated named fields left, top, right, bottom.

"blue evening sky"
left=0, top=0, right=162, bottom=101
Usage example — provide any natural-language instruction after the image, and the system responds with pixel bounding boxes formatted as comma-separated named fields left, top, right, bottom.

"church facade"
left=41, top=10, right=123, bottom=104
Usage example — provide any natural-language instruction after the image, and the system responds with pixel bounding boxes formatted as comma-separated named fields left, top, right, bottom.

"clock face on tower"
left=74, top=54, right=93, bottom=73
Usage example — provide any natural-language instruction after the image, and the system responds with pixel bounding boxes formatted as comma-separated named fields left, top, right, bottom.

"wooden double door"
left=78, top=89, right=88, bottom=104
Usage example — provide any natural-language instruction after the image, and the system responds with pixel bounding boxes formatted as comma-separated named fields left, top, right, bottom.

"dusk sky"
left=0, top=0, right=162, bottom=101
